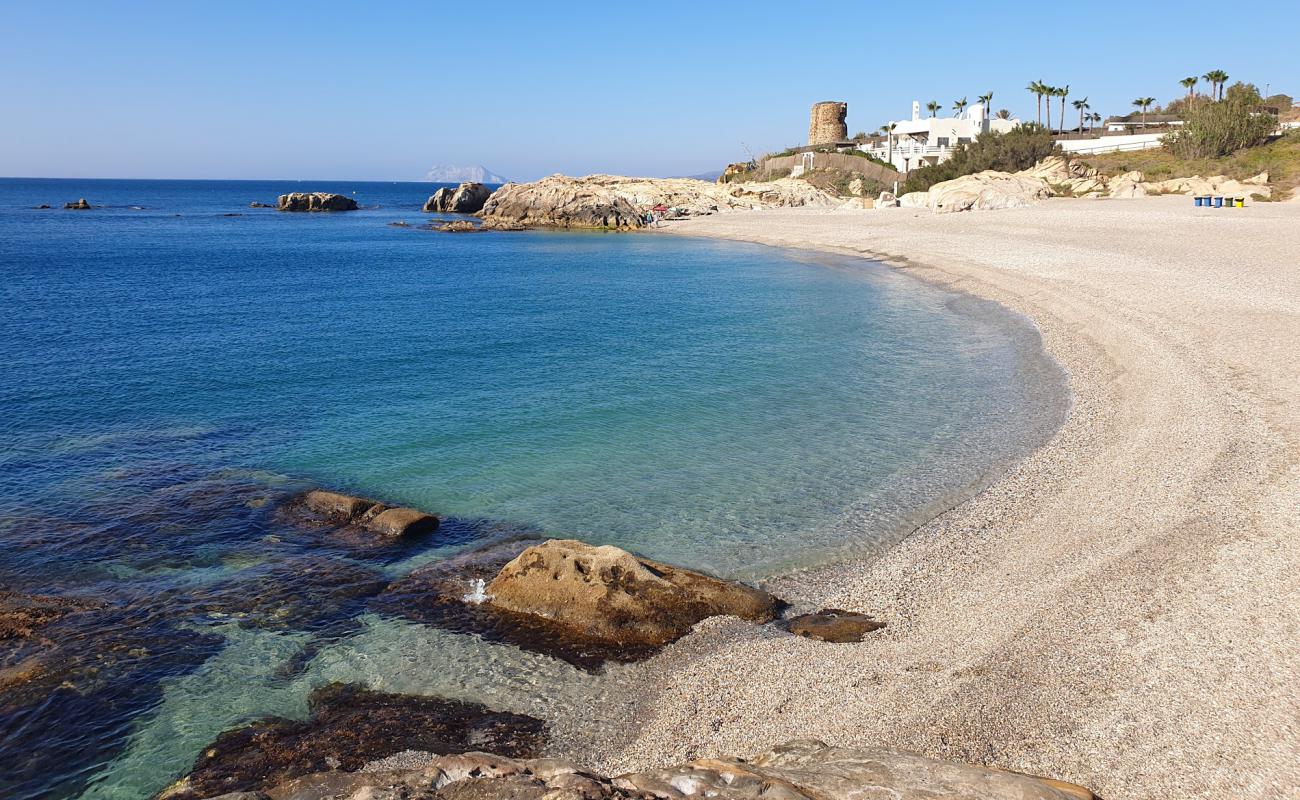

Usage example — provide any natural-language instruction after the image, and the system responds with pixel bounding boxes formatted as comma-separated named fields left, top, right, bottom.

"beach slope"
left=561, top=197, right=1300, bottom=800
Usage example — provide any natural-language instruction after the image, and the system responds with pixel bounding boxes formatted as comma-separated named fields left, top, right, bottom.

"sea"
left=0, top=177, right=1068, bottom=799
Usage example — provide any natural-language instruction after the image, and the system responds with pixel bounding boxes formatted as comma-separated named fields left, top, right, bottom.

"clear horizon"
left=5, top=0, right=1297, bottom=182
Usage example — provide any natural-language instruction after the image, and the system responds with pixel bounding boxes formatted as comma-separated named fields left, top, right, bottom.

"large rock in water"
left=423, top=182, right=493, bottom=213
left=294, top=489, right=439, bottom=538
left=225, top=739, right=1100, bottom=800
left=277, top=192, right=358, bottom=212
left=485, top=539, right=782, bottom=648
left=479, top=175, right=646, bottom=229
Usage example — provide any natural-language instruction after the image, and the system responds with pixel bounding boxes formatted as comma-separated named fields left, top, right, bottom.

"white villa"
left=860, top=101, right=1020, bottom=172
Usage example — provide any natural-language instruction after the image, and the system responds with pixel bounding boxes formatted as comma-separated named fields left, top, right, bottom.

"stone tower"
left=808, top=101, right=848, bottom=146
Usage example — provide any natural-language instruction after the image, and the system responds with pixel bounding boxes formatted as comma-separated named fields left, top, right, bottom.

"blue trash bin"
left=1194, top=196, right=1205, bottom=207
left=1213, top=196, right=1224, bottom=208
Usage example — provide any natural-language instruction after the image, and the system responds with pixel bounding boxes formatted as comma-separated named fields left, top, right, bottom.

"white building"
left=860, top=100, right=1020, bottom=172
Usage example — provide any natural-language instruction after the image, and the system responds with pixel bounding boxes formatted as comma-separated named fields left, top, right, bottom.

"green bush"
left=1164, top=83, right=1277, bottom=159
left=901, top=124, right=1059, bottom=193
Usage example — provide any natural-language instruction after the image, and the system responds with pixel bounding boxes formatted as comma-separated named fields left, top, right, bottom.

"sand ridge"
left=549, top=197, right=1300, bottom=800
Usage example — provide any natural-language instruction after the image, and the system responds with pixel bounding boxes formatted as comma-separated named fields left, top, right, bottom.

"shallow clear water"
left=0, top=178, right=1067, bottom=799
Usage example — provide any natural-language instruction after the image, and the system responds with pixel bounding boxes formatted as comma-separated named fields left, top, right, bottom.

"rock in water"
left=157, top=683, right=545, bottom=800
left=486, top=539, right=782, bottom=648
left=293, top=489, right=439, bottom=540
left=276, top=193, right=358, bottom=212
left=783, top=608, right=885, bottom=642
left=423, top=182, right=492, bottom=213
left=64, top=198, right=91, bottom=209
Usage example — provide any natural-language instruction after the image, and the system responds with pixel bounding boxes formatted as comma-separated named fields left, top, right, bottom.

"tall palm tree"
left=952, top=97, right=968, bottom=116
left=1132, top=97, right=1156, bottom=127
left=1072, top=97, right=1090, bottom=134
left=1026, top=80, right=1046, bottom=125
left=1203, top=70, right=1229, bottom=101
left=1180, top=76, right=1198, bottom=97
left=1056, top=85, right=1070, bottom=135
left=883, top=121, right=897, bottom=165
left=1043, top=86, right=1056, bottom=132
left=1215, top=70, right=1230, bottom=100
left=1090, top=112, right=1103, bottom=131
left=977, top=91, right=993, bottom=116
left=926, top=100, right=940, bottom=118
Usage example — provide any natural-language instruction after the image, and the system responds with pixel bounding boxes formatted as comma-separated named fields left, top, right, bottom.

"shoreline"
left=548, top=198, right=1300, bottom=800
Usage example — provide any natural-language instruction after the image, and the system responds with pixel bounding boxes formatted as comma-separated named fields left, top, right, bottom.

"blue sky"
left=3, top=1, right=1296, bottom=181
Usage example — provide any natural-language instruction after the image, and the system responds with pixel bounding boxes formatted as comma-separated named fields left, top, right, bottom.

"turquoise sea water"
left=0, top=178, right=1067, bottom=799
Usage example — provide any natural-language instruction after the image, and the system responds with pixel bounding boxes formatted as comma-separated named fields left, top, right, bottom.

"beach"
left=552, top=197, right=1300, bottom=799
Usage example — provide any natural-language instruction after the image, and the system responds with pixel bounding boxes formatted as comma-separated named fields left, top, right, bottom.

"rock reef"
left=478, top=174, right=840, bottom=229
left=296, top=489, right=440, bottom=538
left=277, top=193, right=358, bottom=212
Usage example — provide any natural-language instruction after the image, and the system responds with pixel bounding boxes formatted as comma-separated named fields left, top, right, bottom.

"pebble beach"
left=551, top=196, right=1300, bottom=800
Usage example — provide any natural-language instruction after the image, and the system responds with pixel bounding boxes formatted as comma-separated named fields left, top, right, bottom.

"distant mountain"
left=424, top=165, right=510, bottom=184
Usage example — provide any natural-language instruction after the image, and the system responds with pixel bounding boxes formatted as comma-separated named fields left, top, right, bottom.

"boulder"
left=479, top=176, right=646, bottom=229
left=783, top=608, right=885, bottom=642
left=237, top=739, right=1100, bottom=800
left=64, top=198, right=91, bottom=209
left=366, top=507, right=439, bottom=537
left=898, top=191, right=929, bottom=208
left=157, top=683, right=545, bottom=800
left=277, top=193, right=358, bottom=212
left=485, top=539, right=782, bottom=649
left=424, top=183, right=493, bottom=213
left=303, top=490, right=376, bottom=520
left=924, top=171, right=1053, bottom=213
left=1107, top=171, right=1147, bottom=199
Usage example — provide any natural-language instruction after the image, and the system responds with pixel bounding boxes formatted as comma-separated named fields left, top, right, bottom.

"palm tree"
left=883, top=121, right=897, bottom=165
left=926, top=100, right=940, bottom=118
left=1132, top=97, right=1156, bottom=127
left=977, top=91, right=993, bottom=116
left=1180, top=76, right=1198, bottom=97
left=1088, top=111, right=1102, bottom=132
left=1026, top=80, right=1046, bottom=125
left=1043, top=86, right=1056, bottom=132
left=1072, top=97, right=1090, bottom=134
left=1203, top=70, right=1229, bottom=101
left=952, top=97, right=968, bottom=116
left=996, top=108, right=1012, bottom=120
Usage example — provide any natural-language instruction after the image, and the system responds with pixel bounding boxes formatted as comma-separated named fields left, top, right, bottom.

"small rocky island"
left=277, top=192, right=358, bottom=212
left=423, top=182, right=492, bottom=214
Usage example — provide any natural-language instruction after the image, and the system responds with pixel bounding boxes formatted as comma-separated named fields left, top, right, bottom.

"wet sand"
left=552, top=197, right=1300, bottom=799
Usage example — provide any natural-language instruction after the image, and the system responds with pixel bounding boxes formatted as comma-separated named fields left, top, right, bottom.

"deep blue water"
left=0, top=178, right=1067, bottom=799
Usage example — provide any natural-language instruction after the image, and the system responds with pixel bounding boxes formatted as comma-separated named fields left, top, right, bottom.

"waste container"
left=1213, top=196, right=1224, bottom=208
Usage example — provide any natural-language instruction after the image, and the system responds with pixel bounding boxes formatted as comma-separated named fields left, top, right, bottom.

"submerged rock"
left=277, top=193, right=358, bottom=212
left=437, top=220, right=479, bottom=232
left=158, top=683, right=545, bottom=800
left=0, top=590, right=102, bottom=641
left=487, top=539, right=783, bottom=649
left=424, top=182, right=493, bottom=214
left=291, top=489, right=440, bottom=541
left=782, top=608, right=885, bottom=642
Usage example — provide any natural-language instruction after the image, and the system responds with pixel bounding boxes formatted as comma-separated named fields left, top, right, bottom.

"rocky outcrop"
left=485, top=539, right=782, bottom=649
left=1017, top=156, right=1108, bottom=196
left=478, top=174, right=839, bottom=229
left=157, top=683, right=545, bottom=800
left=214, top=739, right=1099, bottom=800
left=782, top=608, right=885, bottom=642
left=277, top=193, right=358, bottom=212
left=295, top=490, right=439, bottom=538
left=915, top=171, right=1053, bottom=213
left=1018, top=157, right=1274, bottom=200
left=424, top=183, right=493, bottom=214
left=64, top=198, right=91, bottom=209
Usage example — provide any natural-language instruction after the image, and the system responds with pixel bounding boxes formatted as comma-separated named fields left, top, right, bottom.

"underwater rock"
left=0, top=590, right=102, bottom=641
left=157, top=682, right=545, bottom=800
left=782, top=608, right=885, bottom=643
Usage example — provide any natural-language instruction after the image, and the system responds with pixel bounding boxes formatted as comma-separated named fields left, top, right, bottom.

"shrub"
left=1164, top=83, right=1277, bottom=159
left=901, top=124, right=1059, bottom=193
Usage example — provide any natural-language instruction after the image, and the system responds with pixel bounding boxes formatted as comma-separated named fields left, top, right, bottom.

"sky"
left=3, top=1, right=1297, bottom=182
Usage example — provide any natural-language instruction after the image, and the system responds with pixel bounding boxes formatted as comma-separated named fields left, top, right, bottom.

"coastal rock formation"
left=437, top=220, right=479, bottom=232
left=294, top=489, right=439, bottom=538
left=157, top=683, right=545, bottom=800
left=478, top=174, right=839, bottom=229
left=214, top=739, right=1099, bottom=800
left=917, top=171, right=1053, bottom=213
left=64, top=198, right=91, bottom=209
left=423, top=183, right=493, bottom=214
left=1017, top=157, right=1107, bottom=196
left=277, top=193, right=358, bottom=212
left=486, top=539, right=782, bottom=649
left=783, top=608, right=885, bottom=642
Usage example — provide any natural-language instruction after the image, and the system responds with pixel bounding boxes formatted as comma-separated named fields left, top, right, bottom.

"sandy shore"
left=550, top=197, right=1300, bottom=799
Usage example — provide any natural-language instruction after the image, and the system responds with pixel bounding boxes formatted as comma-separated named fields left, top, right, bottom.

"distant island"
left=425, top=164, right=510, bottom=184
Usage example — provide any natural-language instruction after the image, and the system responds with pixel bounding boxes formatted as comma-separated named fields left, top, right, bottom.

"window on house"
left=936, top=137, right=950, bottom=147
left=957, top=137, right=972, bottom=145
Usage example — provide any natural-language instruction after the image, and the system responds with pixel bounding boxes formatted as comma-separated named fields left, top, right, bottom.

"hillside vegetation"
left=1080, top=129, right=1300, bottom=197
left=901, top=124, right=1058, bottom=194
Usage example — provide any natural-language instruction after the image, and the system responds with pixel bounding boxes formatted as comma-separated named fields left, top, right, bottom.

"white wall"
left=1057, top=132, right=1167, bottom=155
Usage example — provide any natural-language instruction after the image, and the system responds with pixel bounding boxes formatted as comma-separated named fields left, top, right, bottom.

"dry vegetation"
left=1080, top=129, right=1300, bottom=197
